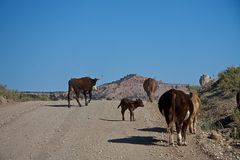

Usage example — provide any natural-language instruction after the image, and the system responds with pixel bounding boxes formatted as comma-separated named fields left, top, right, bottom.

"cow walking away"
left=237, top=91, right=240, bottom=110
left=117, top=98, right=144, bottom=121
left=143, top=78, right=158, bottom=102
left=189, top=92, right=201, bottom=134
left=68, top=77, right=98, bottom=108
left=158, top=89, right=193, bottom=146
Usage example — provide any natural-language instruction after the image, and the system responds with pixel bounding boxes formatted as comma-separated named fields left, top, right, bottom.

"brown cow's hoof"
left=169, top=143, right=175, bottom=147
left=177, top=142, right=187, bottom=146
left=182, top=142, right=187, bottom=146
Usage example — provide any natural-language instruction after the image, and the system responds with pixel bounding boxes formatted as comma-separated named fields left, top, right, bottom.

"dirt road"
left=0, top=100, right=211, bottom=160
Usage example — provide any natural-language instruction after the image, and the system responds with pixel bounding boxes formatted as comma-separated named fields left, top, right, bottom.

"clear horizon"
left=1, top=0, right=239, bottom=91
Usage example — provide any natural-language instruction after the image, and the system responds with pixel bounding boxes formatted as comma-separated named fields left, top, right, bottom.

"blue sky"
left=0, top=0, right=239, bottom=91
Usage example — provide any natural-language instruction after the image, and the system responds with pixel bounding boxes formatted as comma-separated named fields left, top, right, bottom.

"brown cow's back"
left=143, top=78, right=158, bottom=102
left=158, top=89, right=194, bottom=146
left=69, top=77, right=93, bottom=91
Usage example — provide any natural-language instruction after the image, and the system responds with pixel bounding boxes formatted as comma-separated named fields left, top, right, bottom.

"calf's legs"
left=129, top=109, right=135, bottom=121
left=121, top=109, right=126, bottom=121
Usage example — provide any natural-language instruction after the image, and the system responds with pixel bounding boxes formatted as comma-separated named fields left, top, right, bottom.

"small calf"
left=117, top=98, right=144, bottom=121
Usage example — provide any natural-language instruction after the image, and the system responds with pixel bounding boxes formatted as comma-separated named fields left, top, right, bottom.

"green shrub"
left=200, top=118, right=222, bottom=131
left=0, top=84, right=8, bottom=96
left=218, top=66, right=240, bottom=94
left=186, top=85, right=201, bottom=95
left=231, top=110, right=240, bottom=139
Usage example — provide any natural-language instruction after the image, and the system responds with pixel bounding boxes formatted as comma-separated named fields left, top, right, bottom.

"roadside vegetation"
left=218, top=66, right=240, bottom=94
left=200, top=66, right=240, bottom=139
left=187, top=84, right=201, bottom=95
left=0, top=84, right=49, bottom=104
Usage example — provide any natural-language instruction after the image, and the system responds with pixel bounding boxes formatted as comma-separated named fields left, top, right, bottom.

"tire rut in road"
left=33, top=107, right=81, bottom=160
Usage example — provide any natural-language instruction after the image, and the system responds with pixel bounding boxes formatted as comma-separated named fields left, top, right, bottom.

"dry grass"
left=0, top=84, right=50, bottom=102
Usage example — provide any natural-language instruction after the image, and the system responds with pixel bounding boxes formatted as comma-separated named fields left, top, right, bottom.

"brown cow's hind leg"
left=176, top=123, right=183, bottom=146
left=67, top=84, right=72, bottom=108
left=147, top=92, right=153, bottom=102
left=189, top=118, right=194, bottom=134
left=75, top=98, right=81, bottom=107
left=83, top=91, right=88, bottom=106
left=182, top=121, right=189, bottom=146
left=167, top=121, right=174, bottom=146
left=88, top=91, right=92, bottom=103
left=67, top=91, right=71, bottom=108
left=193, top=117, right=197, bottom=134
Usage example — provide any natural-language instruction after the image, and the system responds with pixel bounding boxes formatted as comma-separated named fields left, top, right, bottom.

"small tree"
left=218, top=66, right=240, bottom=93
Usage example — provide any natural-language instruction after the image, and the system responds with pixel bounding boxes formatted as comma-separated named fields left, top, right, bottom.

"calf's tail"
left=117, top=102, right=122, bottom=109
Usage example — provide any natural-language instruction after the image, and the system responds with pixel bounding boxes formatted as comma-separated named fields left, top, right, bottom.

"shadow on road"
left=45, top=104, right=71, bottom=108
left=137, top=127, right=167, bottom=133
left=108, top=136, right=163, bottom=145
left=99, top=118, right=123, bottom=122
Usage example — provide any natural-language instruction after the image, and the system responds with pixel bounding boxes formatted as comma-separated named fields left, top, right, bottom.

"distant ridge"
left=21, top=74, right=189, bottom=101
left=93, top=74, right=188, bottom=100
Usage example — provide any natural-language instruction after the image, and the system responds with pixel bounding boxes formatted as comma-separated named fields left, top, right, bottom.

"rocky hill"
left=196, top=79, right=240, bottom=160
left=93, top=74, right=188, bottom=100
left=19, top=74, right=189, bottom=101
left=200, top=80, right=238, bottom=136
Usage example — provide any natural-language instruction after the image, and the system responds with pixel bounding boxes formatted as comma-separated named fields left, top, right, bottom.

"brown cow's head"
left=91, top=78, right=99, bottom=90
left=135, top=99, right=144, bottom=107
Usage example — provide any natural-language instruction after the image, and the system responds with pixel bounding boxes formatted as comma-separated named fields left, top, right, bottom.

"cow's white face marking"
left=184, top=110, right=190, bottom=121
left=92, top=85, right=97, bottom=91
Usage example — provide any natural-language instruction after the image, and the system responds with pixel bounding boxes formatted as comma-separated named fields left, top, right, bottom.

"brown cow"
left=189, top=92, right=201, bottom=134
left=68, top=77, right=98, bottom=108
left=117, top=98, right=144, bottom=121
left=143, top=78, right=158, bottom=102
left=158, top=89, right=193, bottom=146
left=237, top=91, right=240, bottom=110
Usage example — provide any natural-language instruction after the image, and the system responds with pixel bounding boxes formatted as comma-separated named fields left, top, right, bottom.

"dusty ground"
left=0, top=100, right=211, bottom=160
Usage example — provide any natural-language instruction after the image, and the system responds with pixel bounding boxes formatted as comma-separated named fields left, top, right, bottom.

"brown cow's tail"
left=170, top=91, right=176, bottom=121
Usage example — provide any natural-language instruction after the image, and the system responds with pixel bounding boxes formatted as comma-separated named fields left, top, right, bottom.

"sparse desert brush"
left=200, top=118, right=219, bottom=131
left=231, top=109, right=240, bottom=139
left=0, top=84, right=8, bottom=96
left=0, top=83, right=50, bottom=102
left=187, top=85, right=201, bottom=95
left=218, top=66, right=240, bottom=94
left=0, top=84, right=19, bottom=100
